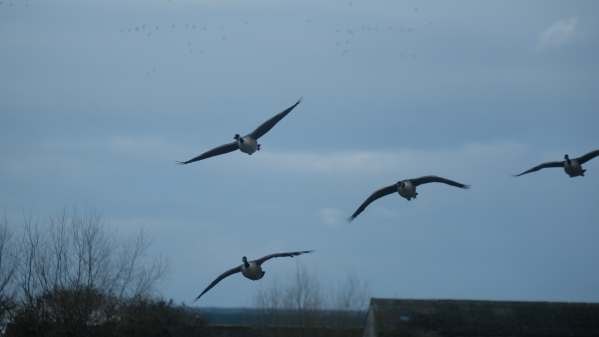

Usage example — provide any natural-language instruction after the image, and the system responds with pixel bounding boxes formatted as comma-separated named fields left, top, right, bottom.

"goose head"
left=242, top=256, right=250, bottom=268
left=234, top=134, right=244, bottom=143
left=564, top=154, right=571, bottom=164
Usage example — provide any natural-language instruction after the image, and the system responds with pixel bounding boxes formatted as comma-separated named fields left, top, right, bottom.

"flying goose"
left=178, top=98, right=302, bottom=165
left=349, top=176, right=470, bottom=221
left=514, top=149, right=599, bottom=178
left=194, top=250, right=313, bottom=301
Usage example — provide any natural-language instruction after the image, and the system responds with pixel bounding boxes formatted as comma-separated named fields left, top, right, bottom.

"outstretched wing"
left=194, top=265, right=242, bottom=301
left=348, top=184, right=397, bottom=222
left=410, top=176, right=470, bottom=189
left=514, top=161, right=563, bottom=177
left=177, top=142, right=238, bottom=165
left=576, top=149, right=599, bottom=164
left=254, top=250, right=314, bottom=266
left=249, top=98, right=302, bottom=140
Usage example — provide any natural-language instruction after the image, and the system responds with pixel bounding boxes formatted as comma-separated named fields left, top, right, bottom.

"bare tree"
left=255, top=264, right=369, bottom=311
left=254, top=264, right=323, bottom=337
left=0, top=215, right=18, bottom=329
left=283, top=263, right=324, bottom=311
left=17, top=209, right=166, bottom=301
left=17, top=214, right=40, bottom=306
left=328, top=273, right=370, bottom=330
left=0, top=208, right=177, bottom=337
left=331, top=273, right=369, bottom=311
left=111, top=229, right=167, bottom=300
left=254, top=263, right=370, bottom=336
left=9, top=208, right=167, bottom=337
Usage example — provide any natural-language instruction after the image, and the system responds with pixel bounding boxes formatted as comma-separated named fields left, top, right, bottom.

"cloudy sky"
left=1, top=0, right=598, bottom=307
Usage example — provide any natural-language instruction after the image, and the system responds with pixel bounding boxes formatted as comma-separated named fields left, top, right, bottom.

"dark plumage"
left=178, top=98, right=302, bottom=165
left=348, top=185, right=397, bottom=222
left=513, top=161, right=564, bottom=177
left=194, top=250, right=313, bottom=301
left=514, top=149, right=599, bottom=177
left=249, top=98, right=302, bottom=140
left=177, top=142, right=238, bottom=165
left=349, top=176, right=470, bottom=221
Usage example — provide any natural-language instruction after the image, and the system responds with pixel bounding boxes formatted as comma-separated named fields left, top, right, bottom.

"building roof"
left=366, top=298, right=599, bottom=337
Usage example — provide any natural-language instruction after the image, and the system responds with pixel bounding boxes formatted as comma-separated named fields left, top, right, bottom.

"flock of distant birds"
left=178, top=98, right=599, bottom=301
left=118, top=18, right=419, bottom=60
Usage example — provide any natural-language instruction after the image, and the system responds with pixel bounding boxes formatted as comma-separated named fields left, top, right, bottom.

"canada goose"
left=349, top=176, right=470, bottom=221
left=194, top=250, right=313, bottom=301
left=178, top=98, right=302, bottom=165
left=514, top=149, right=599, bottom=178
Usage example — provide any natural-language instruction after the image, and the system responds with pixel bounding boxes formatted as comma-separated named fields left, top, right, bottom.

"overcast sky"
left=1, top=0, right=598, bottom=307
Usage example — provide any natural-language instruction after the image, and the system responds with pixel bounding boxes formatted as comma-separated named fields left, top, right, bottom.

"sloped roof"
left=367, top=298, right=599, bottom=337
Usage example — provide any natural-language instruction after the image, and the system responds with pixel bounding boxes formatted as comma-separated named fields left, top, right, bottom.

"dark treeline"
left=0, top=210, right=205, bottom=337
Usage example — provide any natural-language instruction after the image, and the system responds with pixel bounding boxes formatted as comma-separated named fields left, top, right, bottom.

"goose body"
left=398, top=180, right=417, bottom=200
left=178, top=98, right=302, bottom=165
left=241, top=260, right=264, bottom=280
left=194, top=250, right=313, bottom=301
left=514, top=149, right=599, bottom=178
left=349, top=175, right=470, bottom=221
left=564, top=158, right=584, bottom=177
left=236, top=135, right=259, bottom=155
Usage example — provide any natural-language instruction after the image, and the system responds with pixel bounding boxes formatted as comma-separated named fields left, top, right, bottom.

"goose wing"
left=177, top=142, right=238, bottom=165
left=410, top=176, right=470, bottom=189
left=254, top=250, right=314, bottom=266
left=248, top=98, right=302, bottom=140
left=514, top=161, right=564, bottom=177
left=194, top=265, right=242, bottom=301
left=348, top=184, right=397, bottom=221
left=576, top=149, right=599, bottom=164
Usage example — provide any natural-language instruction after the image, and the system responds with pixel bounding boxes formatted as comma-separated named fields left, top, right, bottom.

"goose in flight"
left=194, top=250, right=313, bottom=301
left=514, top=149, right=599, bottom=178
left=349, top=176, right=470, bottom=221
left=178, top=98, right=302, bottom=165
